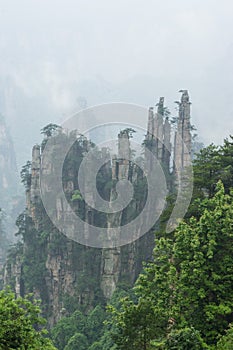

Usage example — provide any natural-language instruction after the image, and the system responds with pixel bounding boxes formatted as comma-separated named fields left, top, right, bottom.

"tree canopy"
left=107, top=181, right=233, bottom=348
left=40, top=123, right=61, bottom=138
left=0, top=289, right=56, bottom=349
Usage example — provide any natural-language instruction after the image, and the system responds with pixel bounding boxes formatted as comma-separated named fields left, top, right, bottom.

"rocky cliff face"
left=4, top=91, right=192, bottom=327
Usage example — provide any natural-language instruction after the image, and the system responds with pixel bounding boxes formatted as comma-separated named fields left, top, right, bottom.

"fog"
left=1, top=0, right=233, bottom=168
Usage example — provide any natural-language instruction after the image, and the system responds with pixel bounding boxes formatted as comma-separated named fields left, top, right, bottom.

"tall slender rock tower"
left=145, top=97, right=172, bottom=172
left=174, top=90, right=192, bottom=172
left=146, top=90, right=192, bottom=177
left=101, top=130, right=131, bottom=299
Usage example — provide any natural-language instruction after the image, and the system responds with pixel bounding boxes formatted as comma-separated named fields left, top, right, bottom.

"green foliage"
left=89, top=341, right=103, bottom=350
left=119, top=127, right=136, bottom=138
left=107, top=182, right=233, bottom=348
left=85, top=305, right=106, bottom=343
left=62, top=294, right=81, bottom=314
left=193, top=137, right=233, bottom=198
left=107, top=238, right=172, bottom=349
left=47, top=231, right=68, bottom=255
left=51, top=310, right=85, bottom=350
left=15, top=211, right=32, bottom=239
left=20, top=161, right=32, bottom=189
left=14, top=211, right=51, bottom=307
left=171, top=182, right=233, bottom=342
left=71, top=189, right=83, bottom=201
left=108, top=297, right=166, bottom=350
left=64, top=333, right=88, bottom=350
left=163, top=327, right=209, bottom=349
left=216, top=324, right=233, bottom=349
left=51, top=306, right=106, bottom=349
left=0, top=289, right=56, bottom=349
left=40, top=123, right=61, bottom=137
left=193, top=144, right=221, bottom=198
left=88, top=288, right=134, bottom=350
left=96, top=332, right=117, bottom=350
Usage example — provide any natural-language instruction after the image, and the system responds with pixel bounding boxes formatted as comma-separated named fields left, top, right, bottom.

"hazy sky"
left=1, top=0, right=233, bottom=166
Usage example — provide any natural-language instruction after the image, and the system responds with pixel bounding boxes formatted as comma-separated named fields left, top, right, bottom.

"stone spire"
left=157, top=97, right=165, bottom=116
left=31, top=145, right=41, bottom=202
left=163, top=117, right=171, bottom=171
left=29, top=144, right=41, bottom=228
left=145, top=97, right=171, bottom=170
left=145, top=92, right=192, bottom=177
left=174, top=90, right=192, bottom=171
left=156, top=98, right=165, bottom=162
left=112, top=129, right=131, bottom=180
left=147, top=107, right=154, bottom=139
left=101, top=129, right=131, bottom=299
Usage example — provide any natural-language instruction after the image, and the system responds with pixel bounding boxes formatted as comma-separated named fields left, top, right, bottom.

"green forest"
left=1, top=133, right=233, bottom=349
